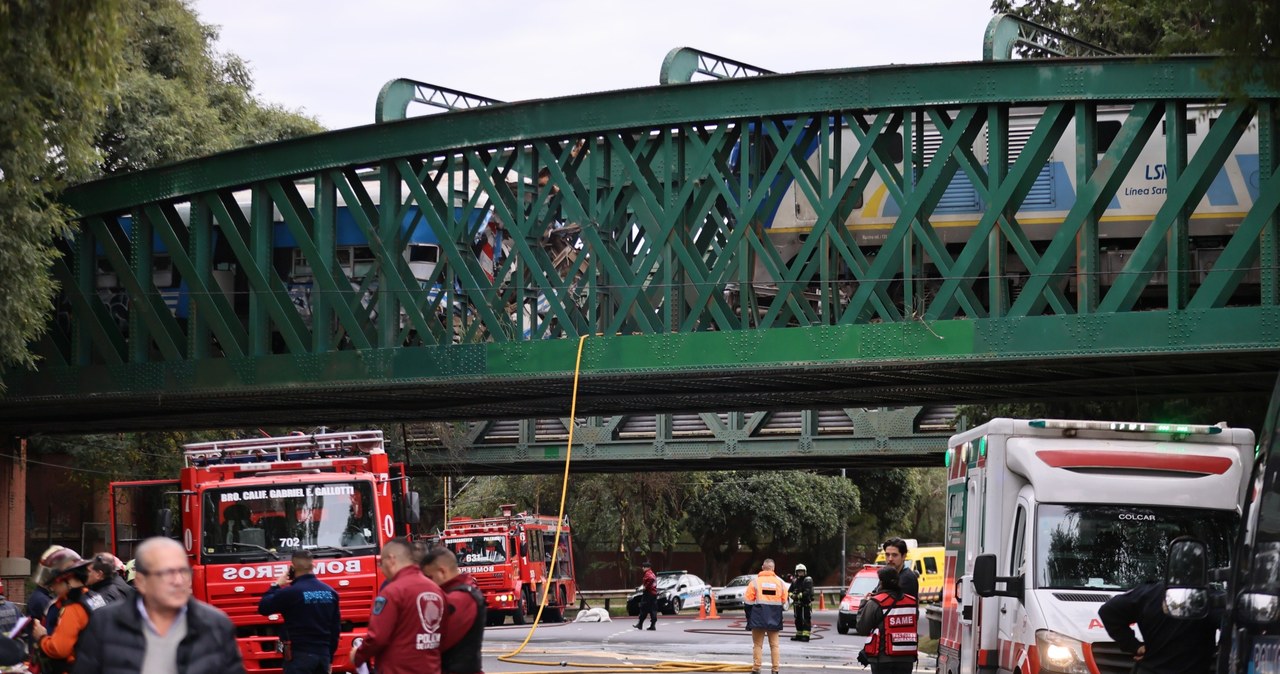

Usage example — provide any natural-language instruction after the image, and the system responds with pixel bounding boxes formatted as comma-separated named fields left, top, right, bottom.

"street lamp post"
left=841, top=468, right=847, bottom=590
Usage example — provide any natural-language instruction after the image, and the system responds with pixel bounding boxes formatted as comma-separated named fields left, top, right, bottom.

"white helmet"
left=795, top=563, right=807, bottom=574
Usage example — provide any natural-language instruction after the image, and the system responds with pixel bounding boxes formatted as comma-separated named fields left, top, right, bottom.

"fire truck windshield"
left=445, top=535, right=508, bottom=564
left=200, top=481, right=377, bottom=561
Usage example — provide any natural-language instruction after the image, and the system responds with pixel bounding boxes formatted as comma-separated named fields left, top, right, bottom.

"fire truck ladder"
left=182, top=430, right=385, bottom=466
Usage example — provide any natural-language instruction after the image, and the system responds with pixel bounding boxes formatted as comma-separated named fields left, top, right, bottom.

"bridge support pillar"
left=0, top=437, right=30, bottom=605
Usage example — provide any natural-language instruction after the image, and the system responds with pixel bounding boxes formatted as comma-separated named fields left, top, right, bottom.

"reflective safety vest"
left=863, top=592, right=917, bottom=658
left=744, top=570, right=787, bottom=631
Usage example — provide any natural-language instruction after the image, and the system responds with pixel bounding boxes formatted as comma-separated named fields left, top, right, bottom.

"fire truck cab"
left=439, top=505, right=576, bottom=625
left=110, top=430, right=419, bottom=674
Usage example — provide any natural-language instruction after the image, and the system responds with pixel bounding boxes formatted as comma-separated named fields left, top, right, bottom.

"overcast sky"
left=190, top=0, right=997, bottom=131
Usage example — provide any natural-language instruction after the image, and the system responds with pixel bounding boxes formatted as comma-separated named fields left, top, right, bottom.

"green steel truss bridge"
left=3, top=18, right=1280, bottom=466
left=405, top=405, right=956, bottom=474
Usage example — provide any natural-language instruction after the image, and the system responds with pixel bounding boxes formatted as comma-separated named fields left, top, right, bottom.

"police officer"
left=421, top=546, right=486, bottom=674
left=350, top=538, right=444, bottom=674
left=259, top=549, right=341, bottom=674
left=855, top=566, right=917, bottom=674
left=788, top=563, right=814, bottom=642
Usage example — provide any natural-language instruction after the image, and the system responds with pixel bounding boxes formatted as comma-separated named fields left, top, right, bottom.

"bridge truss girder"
left=404, top=406, right=955, bottom=476
left=2, top=57, right=1279, bottom=434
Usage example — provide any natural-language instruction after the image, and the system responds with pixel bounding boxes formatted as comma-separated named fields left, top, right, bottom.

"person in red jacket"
left=635, top=561, right=658, bottom=631
left=351, top=538, right=445, bottom=674
left=421, top=545, right=486, bottom=674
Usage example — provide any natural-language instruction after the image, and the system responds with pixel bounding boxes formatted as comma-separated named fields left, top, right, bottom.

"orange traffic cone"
left=698, top=596, right=708, bottom=620
left=818, top=592, right=826, bottom=610
left=709, top=591, right=719, bottom=619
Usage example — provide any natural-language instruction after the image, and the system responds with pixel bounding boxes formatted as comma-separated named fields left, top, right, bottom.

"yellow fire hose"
left=496, top=335, right=754, bottom=674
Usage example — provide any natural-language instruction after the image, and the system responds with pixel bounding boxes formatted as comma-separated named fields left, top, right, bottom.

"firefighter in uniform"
left=31, top=554, right=106, bottom=674
left=855, top=566, right=917, bottom=674
left=420, top=545, right=486, bottom=674
left=788, top=563, right=814, bottom=642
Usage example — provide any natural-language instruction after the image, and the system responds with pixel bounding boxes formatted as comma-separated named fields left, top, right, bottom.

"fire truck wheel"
left=512, top=595, right=527, bottom=625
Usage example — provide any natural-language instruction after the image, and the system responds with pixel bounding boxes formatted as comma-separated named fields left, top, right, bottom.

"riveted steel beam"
left=375, top=78, right=503, bottom=122
left=983, top=13, right=1114, bottom=61
left=4, top=56, right=1278, bottom=434
left=659, top=47, right=775, bottom=84
left=406, top=406, right=954, bottom=474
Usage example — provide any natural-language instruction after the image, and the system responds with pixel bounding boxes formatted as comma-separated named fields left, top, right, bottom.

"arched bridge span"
left=3, top=53, right=1280, bottom=434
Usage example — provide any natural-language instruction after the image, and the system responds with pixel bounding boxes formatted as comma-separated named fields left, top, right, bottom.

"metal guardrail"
left=576, top=589, right=636, bottom=610
left=576, top=586, right=849, bottom=611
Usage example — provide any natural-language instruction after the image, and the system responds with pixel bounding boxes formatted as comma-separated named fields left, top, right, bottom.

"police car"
left=626, top=571, right=710, bottom=615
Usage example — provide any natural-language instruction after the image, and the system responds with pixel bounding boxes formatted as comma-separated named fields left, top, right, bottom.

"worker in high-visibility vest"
left=744, top=559, right=787, bottom=674
left=856, top=566, right=917, bottom=673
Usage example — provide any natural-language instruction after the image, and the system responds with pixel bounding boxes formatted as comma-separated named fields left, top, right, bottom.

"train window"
left=875, top=132, right=904, bottom=164
left=153, top=255, right=174, bottom=287
left=291, top=249, right=312, bottom=277
left=408, top=245, right=439, bottom=264
left=1161, top=119, right=1198, bottom=135
left=1096, top=120, right=1122, bottom=154
left=351, top=246, right=375, bottom=278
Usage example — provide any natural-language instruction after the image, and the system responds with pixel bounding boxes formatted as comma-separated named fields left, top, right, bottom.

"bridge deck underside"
left=3, top=347, right=1273, bottom=434
left=2, top=56, right=1279, bottom=435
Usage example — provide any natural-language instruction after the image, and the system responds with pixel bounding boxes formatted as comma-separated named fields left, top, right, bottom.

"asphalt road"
left=478, top=609, right=937, bottom=674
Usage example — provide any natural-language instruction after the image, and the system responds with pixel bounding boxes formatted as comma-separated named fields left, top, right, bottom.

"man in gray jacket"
left=72, top=537, right=244, bottom=674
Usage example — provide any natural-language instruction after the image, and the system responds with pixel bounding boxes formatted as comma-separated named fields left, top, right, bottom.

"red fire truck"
left=438, top=505, right=576, bottom=625
left=109, top=430, right=419, bottom=673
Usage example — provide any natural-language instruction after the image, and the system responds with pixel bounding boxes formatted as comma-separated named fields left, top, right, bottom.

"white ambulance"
left=937, top=418, right=1254, bottom=674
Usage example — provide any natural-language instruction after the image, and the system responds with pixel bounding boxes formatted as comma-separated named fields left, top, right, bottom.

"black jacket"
left=875, top=566, right=919, bottom=599
left=1098, top=581, right=1219, bottom=674
left=257, top=573, right=341, bottom=657
left=71, top=590, right=244, bottom=674
left=89, top=575, right=130, bottom=605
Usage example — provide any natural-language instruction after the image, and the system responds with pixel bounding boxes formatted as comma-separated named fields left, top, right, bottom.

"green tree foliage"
left=0, top=0, right=127, bottom=377
left=0, top=0, right=323, bottom=384
left=846, top=468, right=919, bottom=539
left=684, top=471, right=859, bottom=583
left=958, top=393, right=1270, bottom=434
left=450, top=472, right=691, bottom=587
left=991, top=0, right=1280, bottom=94
left=30, top=431, right=209, bottom=488
left=97, top=0, right=324, bottom=173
